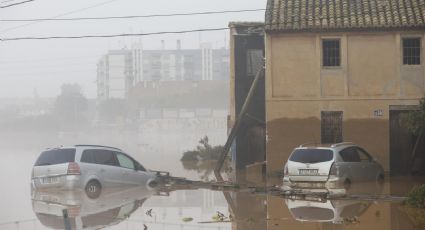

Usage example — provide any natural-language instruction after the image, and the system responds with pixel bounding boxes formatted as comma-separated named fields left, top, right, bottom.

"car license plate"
left=40, top=195, right=59, bottom=203
left=299, top=169, right=318, bottom=175
left=41, top=177, right=59, bottom=184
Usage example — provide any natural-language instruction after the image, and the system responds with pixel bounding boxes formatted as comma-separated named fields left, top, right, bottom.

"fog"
left=0, top=2, right=255, bottom=227
left=0, top=0, right=265, bottom=98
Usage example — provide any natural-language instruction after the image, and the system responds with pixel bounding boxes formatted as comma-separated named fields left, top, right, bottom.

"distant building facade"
left=131, top=41, right=229, bottom=82
left=97, top=41, right=229, bottom=101
left=97, top=50, right=133, bottom=101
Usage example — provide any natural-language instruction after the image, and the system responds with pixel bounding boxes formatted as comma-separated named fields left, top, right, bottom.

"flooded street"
left=0, top=132, right=230, bottom=230
left=2, top=0, right=425, bottom=229
left=1, top=133, right=425, bottom=230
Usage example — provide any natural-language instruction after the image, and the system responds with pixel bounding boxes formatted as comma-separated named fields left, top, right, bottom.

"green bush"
left=407, top=184, right=425, bottom=209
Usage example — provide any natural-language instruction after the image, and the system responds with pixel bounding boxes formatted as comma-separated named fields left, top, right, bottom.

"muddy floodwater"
left=1, top=136, right=425, bottom=230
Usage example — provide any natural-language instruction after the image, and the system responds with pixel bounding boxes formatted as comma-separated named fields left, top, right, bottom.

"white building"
left=97, top=50, right=133, bottom=101
left=97, top=41, right=229, bottom=101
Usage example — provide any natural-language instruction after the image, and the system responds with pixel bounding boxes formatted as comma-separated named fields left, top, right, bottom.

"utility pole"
left=214, top=65, right=264, bottom=180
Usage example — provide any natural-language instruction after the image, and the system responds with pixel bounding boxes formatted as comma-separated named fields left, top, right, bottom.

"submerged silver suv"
left=31, top=145, right=156, bottom=198
left=283, top=142, right=384, bottom=192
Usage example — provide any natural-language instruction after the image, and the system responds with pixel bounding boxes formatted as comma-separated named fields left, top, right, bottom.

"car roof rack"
left=330, top=142, right=355, bottom=148
left=74, top=144, right=123, bottom=151
left=298, top=142, right=321, bottom=148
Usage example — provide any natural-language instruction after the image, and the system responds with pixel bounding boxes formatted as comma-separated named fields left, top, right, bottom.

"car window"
left=80, top=150, right=94, bottom=163
left=81, top=207, right=120, bottom=228
left=356, top=148, right=372, bottom=162
left=340, top=202, right=369, bottom=218
left=116, top=153, right=135, bottom=170
left=35, top=149, right=76, bottom=166
left=290, top=207, right=334, bottom=221
left=36, top=213, right=77, bottom=229
left=289, top=149, right=334, bottom=163
left=82, top=149, right=118, bottom=166
left=339, top=147, right=360, bottom=162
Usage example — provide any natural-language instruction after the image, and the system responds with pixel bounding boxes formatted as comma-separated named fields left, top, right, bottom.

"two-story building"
left=264, top=0, right=425, bottom=176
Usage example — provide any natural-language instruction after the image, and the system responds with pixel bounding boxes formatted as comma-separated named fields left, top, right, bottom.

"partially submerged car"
left=31, top=145, right=157, bottom=198
left=283, top=142, right=384, bottom=193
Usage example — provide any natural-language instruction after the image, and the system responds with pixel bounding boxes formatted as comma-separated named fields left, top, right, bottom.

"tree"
left=404, top=95, right=425, bottom=172
left=406, top=96, right=425, bottom=136
left=180, top=136, right=230, bottom=180
left=54, top=83, right=88, bottom=128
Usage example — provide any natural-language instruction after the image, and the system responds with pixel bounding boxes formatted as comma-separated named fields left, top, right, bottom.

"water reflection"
left=31, top=186, right=154, bottom=229
left=285, top=197, right=371, bottom=224
left=2, top=144, right=425, bottom=230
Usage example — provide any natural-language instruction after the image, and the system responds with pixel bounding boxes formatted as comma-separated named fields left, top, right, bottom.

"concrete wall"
left=265, top=31, right=425, bottom=174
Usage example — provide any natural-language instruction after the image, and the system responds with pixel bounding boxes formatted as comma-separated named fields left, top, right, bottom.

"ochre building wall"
left=265, top=31, right=425, bottom=175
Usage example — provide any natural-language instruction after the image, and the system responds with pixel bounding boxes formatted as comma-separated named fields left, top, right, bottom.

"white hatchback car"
left=283, top=142, right=384, bottom=192
left=31, top=145, right=157, bottom=198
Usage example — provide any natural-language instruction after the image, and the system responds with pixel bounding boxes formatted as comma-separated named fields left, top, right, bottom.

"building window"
left=403, top=38, right=421, bottom=65
left=322, top=39, right=341, bottom=67
left=321, top=111, right=343, bottom=144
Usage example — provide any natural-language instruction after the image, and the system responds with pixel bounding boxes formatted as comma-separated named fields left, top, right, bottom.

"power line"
left=0, top=62, right=97, bottom=71
left=0, top=0, right=120, bottom=33
left=0, top=8, right=267, bottom=22
left=0, top=55, right=99, bottom=63
left=0, top=27, right=230, bottom=41
left=1, top=2, right=424, bottom=41
left=1, top=0, right=20, bottom=4
left=0, top=69, right=95, bottom=77
left=0, top=0, right=34, bottom=8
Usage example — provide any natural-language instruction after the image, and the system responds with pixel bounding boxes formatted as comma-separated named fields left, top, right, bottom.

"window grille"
left=322, top=39, right=341, bottom=67
left=321, top=111, right=343, bottom=144
left=403, top=38, right=421, bottom=65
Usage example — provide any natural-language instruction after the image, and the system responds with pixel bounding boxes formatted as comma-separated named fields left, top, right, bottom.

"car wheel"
left=85, top=180, right=101, bottom=199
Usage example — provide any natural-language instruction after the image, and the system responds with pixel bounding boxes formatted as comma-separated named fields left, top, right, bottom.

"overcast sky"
left=0, top=0, right=266, bottom=99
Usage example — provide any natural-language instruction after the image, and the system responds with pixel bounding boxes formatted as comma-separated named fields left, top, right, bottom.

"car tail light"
left=329, top=163, right=338, bottom=177
left=67, top=206, right=81, bottom=218
left=284, top=164, right=288, bottom=176
left=67, top=162, right=81, bottom=175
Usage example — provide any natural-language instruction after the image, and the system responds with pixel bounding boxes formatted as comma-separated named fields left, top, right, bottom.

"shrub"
left=406, top=184, right=425, bottom=209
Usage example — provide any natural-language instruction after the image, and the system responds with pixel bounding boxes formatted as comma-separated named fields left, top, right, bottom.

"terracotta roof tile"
left=265, top=0, right=425, bottom=32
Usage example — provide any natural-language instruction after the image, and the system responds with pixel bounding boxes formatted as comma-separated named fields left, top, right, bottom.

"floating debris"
left=145, top=209, right=153, bottom=217
left=182, top=217, right=194, bottom=222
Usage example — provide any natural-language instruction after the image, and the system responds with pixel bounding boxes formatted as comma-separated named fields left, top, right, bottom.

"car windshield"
left=289, top=149, right=334, bottom=163
left=35, top=149, right=76, bottom=166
